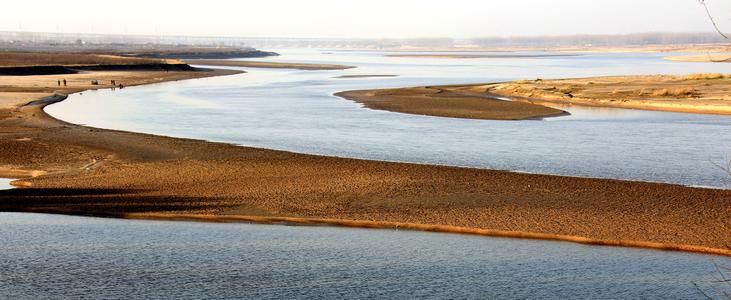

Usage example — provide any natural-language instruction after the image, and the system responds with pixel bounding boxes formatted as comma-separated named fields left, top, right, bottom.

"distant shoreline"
left=185, top=59, right=355, bottom=70
left=385, top=54, right=580, bottom=59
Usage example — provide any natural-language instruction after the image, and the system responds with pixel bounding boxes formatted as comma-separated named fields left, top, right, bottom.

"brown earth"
left=336, top=87, right=567, bottom=120
left=0, top=70, right=729, bottom=256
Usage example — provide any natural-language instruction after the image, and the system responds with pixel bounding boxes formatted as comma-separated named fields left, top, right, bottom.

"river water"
left=46, top=50, right=731, bottom=188
left=0, top=213, right=729, bottom=299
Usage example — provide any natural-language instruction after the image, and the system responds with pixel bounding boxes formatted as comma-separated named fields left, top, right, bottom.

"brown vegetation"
left=464, top=74, right=731, bottom=115
left=664, top=54, right=731, bottom=62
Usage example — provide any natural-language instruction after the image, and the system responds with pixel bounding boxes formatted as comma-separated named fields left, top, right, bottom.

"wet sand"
left=336, top=87, right=567, bottom=120
left=185, top=59, right=355, bottom=70
left=0, top=71, right=729, bottom=256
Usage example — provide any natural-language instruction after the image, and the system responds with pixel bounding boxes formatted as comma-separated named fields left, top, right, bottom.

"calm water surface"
left=0, top=213, right=729, bottom=299
left=47, top=50, right=731, bottom=187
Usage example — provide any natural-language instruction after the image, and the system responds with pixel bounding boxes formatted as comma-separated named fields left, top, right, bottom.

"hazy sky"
left=2, top=0, right=730, bottom=38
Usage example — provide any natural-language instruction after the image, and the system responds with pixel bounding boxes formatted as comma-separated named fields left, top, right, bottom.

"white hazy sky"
left=2, top=0, right=730, bottom=38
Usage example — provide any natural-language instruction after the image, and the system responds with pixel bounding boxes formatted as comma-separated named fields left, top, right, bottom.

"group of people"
left=111, top=80, right=124, bottom=90
left=55, top=79, right=124, bottom=89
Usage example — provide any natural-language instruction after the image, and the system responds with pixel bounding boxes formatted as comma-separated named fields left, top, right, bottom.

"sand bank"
left=664, top=53, right=731, bottom=63
left=0, top=68, right=242, bottom=96
left=447, top=74, right=731, bottom=116
left=185, top=59, right=355, bottom=70
left=123, top=214, right=730, bottom=257
left=336, top=87, right=567, bottom=120
left=0, top=70, right=729, bottom=256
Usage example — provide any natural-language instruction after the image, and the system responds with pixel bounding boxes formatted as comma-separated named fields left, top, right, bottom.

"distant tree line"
left=470, top=32, right=729, bottom=48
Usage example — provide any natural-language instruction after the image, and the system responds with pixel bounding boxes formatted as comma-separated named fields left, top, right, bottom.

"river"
left=21, top=50, right=731, bottom=298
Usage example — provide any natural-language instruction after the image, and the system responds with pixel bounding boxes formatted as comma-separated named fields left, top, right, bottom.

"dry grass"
left=650, top=87, right=698, bottom=97
left=681, top=73, right=727, bottom=80
left=0, top=52, right=164, bottom=67
left=475, top=74, right=731, bottom=115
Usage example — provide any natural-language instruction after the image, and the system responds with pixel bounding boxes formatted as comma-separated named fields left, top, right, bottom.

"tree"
left=698, top=0, right=731, bottom=61
left=699, top=0, right=729, bottom=39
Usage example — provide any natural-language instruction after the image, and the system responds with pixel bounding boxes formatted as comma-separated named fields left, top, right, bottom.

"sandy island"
left=340, top=74, right=731, bottom=117
left=665, top=53, right=731, bottom=63
left=336, top=87, right=568, bottom=120
left=184, top=59, right=355, bottom=70
left=0, top=63, right=729, bottom=256
left=434, top=74, right=731, bottom=116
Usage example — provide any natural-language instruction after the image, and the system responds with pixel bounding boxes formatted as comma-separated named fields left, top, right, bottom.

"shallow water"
left=0, top=213, right=728, bottom=299
left=47, top=50, right=731, bottom=188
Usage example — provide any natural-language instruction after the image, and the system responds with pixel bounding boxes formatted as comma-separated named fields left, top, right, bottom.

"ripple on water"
left=0, top=213, right=729, bottom=299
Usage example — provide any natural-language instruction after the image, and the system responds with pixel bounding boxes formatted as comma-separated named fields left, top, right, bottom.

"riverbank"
left=665, top=53, right=731, bottom=62
left=0, top=74, right=729, bottom=256
left=440, top=74, right=731, bottom=115
left=185, top=59, right=355, bottom=70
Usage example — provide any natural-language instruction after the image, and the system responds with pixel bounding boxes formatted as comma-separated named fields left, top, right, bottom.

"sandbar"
left=336, top=87, right=567, bottom=120
left=466, top=74, right=731, bottom=115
